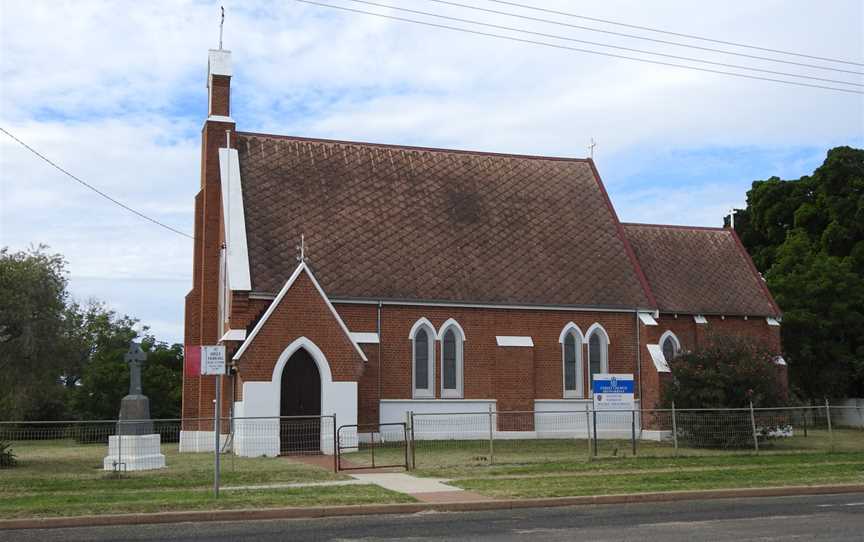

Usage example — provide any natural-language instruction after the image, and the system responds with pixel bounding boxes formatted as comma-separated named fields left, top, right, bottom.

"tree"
left=0, top=245, right=184, bottom=421
left=661, top=334, right=788, bottom=448
left=662, top=334, right=787, bottom=410
left=0, top=246, right=68, bottom=420
left=70, top=336, right=183, bottom=421
left=733, top=147, right=864, bottom=398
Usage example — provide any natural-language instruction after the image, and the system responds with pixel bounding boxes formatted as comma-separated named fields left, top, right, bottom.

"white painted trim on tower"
left=218, top=148, right=251, bottom=291
left=208, top=49, right=232, bottom=78
left=219, top=329, right=247, bottom=342
left=207, top=115, right=235, bottom=124
left=232, top=262, right=368, bottom=362
left=766, top=317, right=781, bottom=326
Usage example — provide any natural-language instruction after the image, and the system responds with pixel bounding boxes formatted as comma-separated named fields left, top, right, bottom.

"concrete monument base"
left=103, top=434, right=166, bottom=471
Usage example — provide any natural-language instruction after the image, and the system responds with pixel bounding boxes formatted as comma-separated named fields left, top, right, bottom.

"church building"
left=181, top=49, right=784, bottom=454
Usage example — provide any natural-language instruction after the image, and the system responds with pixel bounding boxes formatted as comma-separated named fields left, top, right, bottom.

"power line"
left=488, top=0, right=864, bottom=67
left=343, top=0, right=862, bottom=88
left=294, top=0, right=864, bottom=95
left=0, top=126, right=194, bottom=240
left=426, top=0, right=864, bottom=76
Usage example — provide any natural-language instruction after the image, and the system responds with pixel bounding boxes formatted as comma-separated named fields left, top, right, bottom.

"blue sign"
left=592, top=373, right=635, bottom=410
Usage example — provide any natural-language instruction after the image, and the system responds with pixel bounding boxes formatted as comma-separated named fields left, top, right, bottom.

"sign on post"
left=201, top=345, right=226, bottom=376
left=592, top=373, right=635, bottom=411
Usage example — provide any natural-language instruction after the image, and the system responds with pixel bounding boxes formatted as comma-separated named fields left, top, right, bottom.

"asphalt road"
left=3, top=493, right=863, bottom=542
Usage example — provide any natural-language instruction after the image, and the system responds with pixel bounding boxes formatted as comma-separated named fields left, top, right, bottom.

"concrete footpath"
left=1, top=484, right=863, bottom=531
left=348, top=472, right=492, bottom=503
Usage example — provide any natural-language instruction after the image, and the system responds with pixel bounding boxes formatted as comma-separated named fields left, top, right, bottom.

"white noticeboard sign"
left=592, top=373, right=635, bottom=411
left=201, top=345, right=226, bottom=376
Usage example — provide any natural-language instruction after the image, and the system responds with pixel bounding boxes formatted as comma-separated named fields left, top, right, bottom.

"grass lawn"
left=0, top=440, right=415, bottom=519
left=0, top=485, right=414, bottom=519
left=339, top=428, right=864, bottom=478
left=452, top=456, right=864, bottom=498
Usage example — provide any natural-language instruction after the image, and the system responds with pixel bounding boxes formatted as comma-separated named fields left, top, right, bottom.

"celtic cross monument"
left=103, top=342, right=166, bottom=471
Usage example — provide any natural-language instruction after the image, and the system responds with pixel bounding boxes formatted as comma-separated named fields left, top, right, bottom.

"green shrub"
left=662, top=334, right=787, bottom=448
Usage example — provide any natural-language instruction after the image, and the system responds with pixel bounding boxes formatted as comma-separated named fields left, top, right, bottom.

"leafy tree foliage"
left=661, top=335, right=788, bottom=448
left=733, top=147, right=864, bottom=398
left=0, top=246, right=68, bottom=419
left=0, top=246, right=183, bottom=421
left=662, top=334, right=787, bottom=410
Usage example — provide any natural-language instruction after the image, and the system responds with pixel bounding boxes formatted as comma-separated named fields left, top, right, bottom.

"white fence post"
left=671, top=401, right=678, bottom=457
left=584, top=404, right=592, bottom=460
left=749, top=401, right=759, bottom=453
left=825, top=398, right=834, bottom=452
left=488, top=405, right=495, bottom=465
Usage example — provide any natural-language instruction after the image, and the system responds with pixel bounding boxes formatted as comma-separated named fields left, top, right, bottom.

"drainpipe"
left=635, top=312, right=643, bottom=410
left=377, top=301, right=383, bottom=423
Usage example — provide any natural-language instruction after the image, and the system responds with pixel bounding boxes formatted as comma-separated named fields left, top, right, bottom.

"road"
left=3, top=493, right=863, bottom=541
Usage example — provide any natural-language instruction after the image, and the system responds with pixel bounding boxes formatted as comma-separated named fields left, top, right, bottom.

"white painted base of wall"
left=179, top=431, right=231, bottom=453
left=230, top=416, right=339, bottom=457
left=103, top=434, right=166, bottom=471
left=640, top=430, right=673, bottom=442
left=381, top=399, right=497, bottom=440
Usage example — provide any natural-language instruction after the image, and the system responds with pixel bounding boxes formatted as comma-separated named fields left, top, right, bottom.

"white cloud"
left=1, top=0, right=862, bottom=341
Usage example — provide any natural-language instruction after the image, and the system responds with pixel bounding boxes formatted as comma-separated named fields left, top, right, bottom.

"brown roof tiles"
left=623, top=223, right=780, bottom=317
left=236, top=133, right=653, bottom=309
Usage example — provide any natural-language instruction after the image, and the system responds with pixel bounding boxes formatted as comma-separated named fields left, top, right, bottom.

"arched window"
left=410, top=318, right=436, bottom=398
left=438, top=319, right=464, bottom=398
left=559, top=323, right=584, bottom=398
left=660, top=331, right=681, bottom=362
left=586, top=324, right=609, bottom=388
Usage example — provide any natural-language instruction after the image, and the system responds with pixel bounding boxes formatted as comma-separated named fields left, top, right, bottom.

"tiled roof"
left=623, top=223, right=780, bottom=317
left=236, top=133, right=653, bottom=309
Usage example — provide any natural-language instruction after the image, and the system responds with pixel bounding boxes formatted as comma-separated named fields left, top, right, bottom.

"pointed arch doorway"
left=280, top=348, right=322, bottom=454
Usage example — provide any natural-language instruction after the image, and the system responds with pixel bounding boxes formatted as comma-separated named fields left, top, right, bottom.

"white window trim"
left=587, top=324, right=610, bottom=382
left=410, top=318, right=436, bottom=399
left=659, top=330, right=681, bottom=360
left=559, top=323, right=584, bottom=399
left=438, top=319, right=464, bottom=399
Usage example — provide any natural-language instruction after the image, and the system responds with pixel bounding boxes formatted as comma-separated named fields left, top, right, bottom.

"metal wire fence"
left=408, top=404, right=864, bottom=469
left=1, top=404, right=861, bottom=499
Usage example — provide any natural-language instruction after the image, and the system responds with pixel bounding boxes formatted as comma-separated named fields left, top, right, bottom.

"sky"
left=1, top=0, right=862, bottom=345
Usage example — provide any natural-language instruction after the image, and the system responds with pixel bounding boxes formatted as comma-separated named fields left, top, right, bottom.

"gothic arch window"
left=660, top=330, right=681, bottom=363
left=410, top=318, right=436, bottom=398
left=438, top=318, right=465, bottom=399
left=586, top=323, right=610, bottom=388
left=559, top=322, right=584, bottom=398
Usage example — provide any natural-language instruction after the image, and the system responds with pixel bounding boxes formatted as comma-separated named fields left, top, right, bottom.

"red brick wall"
left=639, top=313, right=786, bottom=412
left=233, top=272, right=366, bottom=389
left=209, top=75, right=230, bottom=117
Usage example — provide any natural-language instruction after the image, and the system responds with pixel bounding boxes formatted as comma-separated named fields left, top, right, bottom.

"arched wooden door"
left=279, top=348, right=321, bottom=454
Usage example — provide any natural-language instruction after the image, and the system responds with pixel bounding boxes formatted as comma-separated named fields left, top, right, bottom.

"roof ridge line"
left=622, top=221, right=728, bottom=231
left=234, top=131, right=592, bottom=163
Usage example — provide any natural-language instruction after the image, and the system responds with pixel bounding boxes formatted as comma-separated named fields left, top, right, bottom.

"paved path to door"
left=286, top=455, right=492, bottom=503
left=348, top=472, right=492, bottom=503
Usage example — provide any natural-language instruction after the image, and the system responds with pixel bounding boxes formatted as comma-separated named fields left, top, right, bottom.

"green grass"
left=0, top=485, right=415, bottom=519
left=391, top=429, right=864, bottom=478
left=453, top=459, right=864, bottom=499
left=0, top=440, right=391, bottom=519
left=1, top=441, right=346, bottom=494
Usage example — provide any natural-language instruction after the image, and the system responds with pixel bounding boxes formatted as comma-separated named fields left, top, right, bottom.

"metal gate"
left=336, top=423, right=408, bottom=471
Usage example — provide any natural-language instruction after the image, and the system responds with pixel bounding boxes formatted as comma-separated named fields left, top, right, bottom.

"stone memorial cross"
left=124, top=342, right=147, bottom=396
